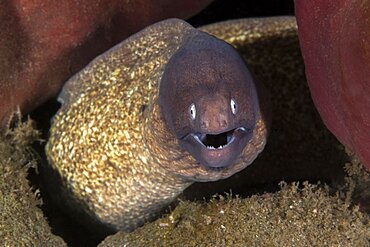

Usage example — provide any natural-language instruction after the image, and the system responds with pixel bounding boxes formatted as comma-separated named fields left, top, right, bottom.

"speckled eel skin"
left=46, top=17, right=295, bottom=231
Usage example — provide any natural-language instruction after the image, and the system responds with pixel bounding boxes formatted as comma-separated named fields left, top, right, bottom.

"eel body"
left=45, top=17, right=295, bottom=231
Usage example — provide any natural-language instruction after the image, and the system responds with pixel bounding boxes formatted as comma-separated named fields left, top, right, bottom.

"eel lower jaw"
left=179, top=126, right=252, bottom=169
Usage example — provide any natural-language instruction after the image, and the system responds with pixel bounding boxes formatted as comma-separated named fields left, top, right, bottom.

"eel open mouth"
left=180, top=127, right=252, bottom=169
left=193, top=128, right=243, bottom=149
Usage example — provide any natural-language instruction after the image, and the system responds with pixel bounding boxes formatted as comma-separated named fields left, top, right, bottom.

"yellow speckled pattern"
left=46, top=17, right=295, bottom=231
left=200, top=17, right=297, bottom=46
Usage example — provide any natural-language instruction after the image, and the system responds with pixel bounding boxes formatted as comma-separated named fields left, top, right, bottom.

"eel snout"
left=181, top=126, right=252, bottom=168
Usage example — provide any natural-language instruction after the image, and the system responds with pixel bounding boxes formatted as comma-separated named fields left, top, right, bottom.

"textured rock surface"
left=100, top=160, right=370, bottom=246
left=295, top=0, right=370, bottom=170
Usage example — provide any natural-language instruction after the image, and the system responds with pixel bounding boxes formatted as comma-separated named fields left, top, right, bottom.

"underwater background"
left=1, top=0, right=369, bottom=246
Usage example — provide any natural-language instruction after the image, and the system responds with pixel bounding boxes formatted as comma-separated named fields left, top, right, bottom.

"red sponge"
left=296, top=0, right=370, bottom=170
left=0, top=0, right=213, bottom=125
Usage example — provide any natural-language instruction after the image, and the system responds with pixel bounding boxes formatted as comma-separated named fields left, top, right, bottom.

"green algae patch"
left=0, top=116, right=66, bottom=246
left=100, top=160, right=370, bottom=247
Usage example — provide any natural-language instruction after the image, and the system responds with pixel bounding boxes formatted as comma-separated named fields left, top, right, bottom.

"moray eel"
left=46, top=18, right=272, bottom=231
left=159, top=31, right=259, bottom=169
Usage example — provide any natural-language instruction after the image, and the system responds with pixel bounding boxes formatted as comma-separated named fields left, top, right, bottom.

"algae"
left=0, top=113, right=66, bottom=246
left=1, top=114, right=369, bottom=246
left=100, top=159, right=370, bottom=247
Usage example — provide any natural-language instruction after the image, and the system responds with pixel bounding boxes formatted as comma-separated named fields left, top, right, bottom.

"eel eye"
left=189, top=103, right=196, bottom=120
left=230, top=98, right=237, bottom=115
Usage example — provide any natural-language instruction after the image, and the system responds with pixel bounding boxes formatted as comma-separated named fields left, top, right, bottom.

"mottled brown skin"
left=159, top=33, right=259, bottom=168
left=46, top=19, right=269, bottom=232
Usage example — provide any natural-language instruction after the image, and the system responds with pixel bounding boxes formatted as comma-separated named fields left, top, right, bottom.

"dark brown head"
left=158, top=32, right=259, bottom=169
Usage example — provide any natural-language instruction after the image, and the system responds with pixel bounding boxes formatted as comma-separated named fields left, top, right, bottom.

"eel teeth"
left=206, top=145, right=225, bottom=150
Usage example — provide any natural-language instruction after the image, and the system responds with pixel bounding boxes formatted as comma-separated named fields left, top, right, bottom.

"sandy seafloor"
left=1, top=0, right=369, bottom=246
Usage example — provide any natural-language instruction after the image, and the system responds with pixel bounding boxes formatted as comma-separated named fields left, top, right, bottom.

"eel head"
left=158, top=31, right=259, bottom=170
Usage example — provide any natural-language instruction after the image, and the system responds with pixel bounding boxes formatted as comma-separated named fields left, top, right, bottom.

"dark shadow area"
left=188, top=0, right=294, bottom=26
